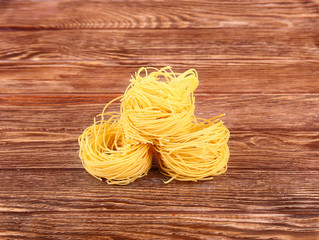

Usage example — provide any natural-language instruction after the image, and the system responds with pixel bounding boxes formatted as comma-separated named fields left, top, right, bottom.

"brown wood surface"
left=1, top=0, right=319, bottom=239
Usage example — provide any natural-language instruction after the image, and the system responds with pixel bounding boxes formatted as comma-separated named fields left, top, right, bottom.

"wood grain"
left=1, top=0, right=319, bottom=239
left=1, top=130, right=318, bottom=169
left=1, top=169, right=318, bottom=212
left=1, top=212, right=318, bottom=239
left=0, top=169, right=318, bottom=239
left=1, top=94, right=318, bottom=131
left=1, top=63, right=319, bottom=94
left=1, top=29, right=319, bottom=63
left=1, top=0, right=319, bottom=29
left=0, top=169, right=319, bottom=216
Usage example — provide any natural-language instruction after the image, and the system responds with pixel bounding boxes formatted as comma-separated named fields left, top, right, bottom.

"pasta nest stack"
left=79, top=67, right=230, bottom=185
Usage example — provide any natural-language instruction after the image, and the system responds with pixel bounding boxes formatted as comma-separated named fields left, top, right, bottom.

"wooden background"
left=1, top=0, right=319, bottom=239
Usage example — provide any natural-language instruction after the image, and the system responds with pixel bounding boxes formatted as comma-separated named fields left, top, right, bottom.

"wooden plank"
left=1, top=94, right=318, bottom=168
left=1, top=212, right=317, bottom=239
left=1, top=94, right=318, bottom=131
left=1, top=130, right=318, bottom=170
left=0, top=169, right=318, bottom=239
left=0, top=169, right=318, bottom=214
left=0, top=0, right=318, bottom=29
left=1, top=63, right=319, bottom=94
left=0, top=29, right=319, bottom=63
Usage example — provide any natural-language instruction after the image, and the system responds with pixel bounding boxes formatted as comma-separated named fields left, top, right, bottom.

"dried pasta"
left=79, top=67, right=230, bottom=185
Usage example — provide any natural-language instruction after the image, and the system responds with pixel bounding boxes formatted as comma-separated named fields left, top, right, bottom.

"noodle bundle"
left=78, top=98, right=153, bottom=185
left=120, top=67, right=198, bottom=143
left=154, top=116, right=230, bottom=183
left=79, top=67, right=230, bottom=185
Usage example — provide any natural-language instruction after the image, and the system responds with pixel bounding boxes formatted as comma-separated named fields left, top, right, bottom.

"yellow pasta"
left=120, top=67, right=198, bottom=143
left=154, top=115, right=230, bottom=183
left=79, top=67, right=230, bottom=185
left=78, top=97, right=153, bottom=185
